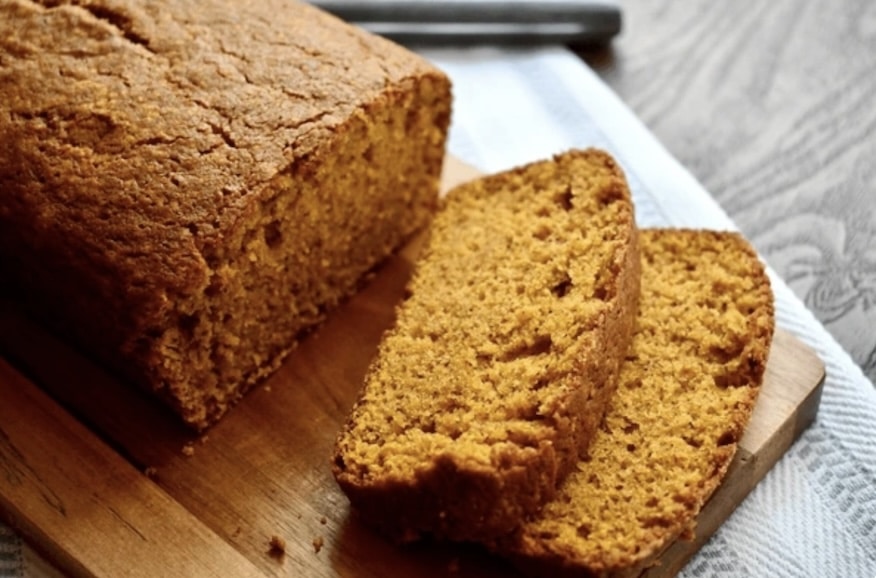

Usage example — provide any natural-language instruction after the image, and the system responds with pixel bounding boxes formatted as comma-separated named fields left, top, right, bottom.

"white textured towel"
left=2, top=46, right=874, bottom=578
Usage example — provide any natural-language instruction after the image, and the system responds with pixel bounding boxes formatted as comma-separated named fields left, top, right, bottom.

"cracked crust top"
left=0, top=0, right=436, bottom=296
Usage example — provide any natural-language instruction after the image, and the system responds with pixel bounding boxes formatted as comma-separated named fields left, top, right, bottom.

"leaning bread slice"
left=500, top=229, right=775, bottom=577
left=332, top=149, right=641, bottom=542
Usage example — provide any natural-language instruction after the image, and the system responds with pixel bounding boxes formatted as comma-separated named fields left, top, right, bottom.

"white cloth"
left=2, top=46, right=874, bottom=578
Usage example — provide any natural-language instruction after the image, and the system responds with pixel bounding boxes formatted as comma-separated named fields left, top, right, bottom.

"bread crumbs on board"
left=312, top=536, right=324, bottom=554
left=268, top=535, right=286, bottom=559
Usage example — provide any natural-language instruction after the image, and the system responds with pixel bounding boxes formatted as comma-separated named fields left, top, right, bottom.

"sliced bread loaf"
left=332, top=149, right=641, bottom=542
left=0, top=0, right=450, bottom=429
left=500, top=229, right=775, bottom=577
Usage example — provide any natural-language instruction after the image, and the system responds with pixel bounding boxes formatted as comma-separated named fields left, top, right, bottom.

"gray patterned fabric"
left=2, top=46, right=874, bottom=577
left=0, top=525, right=21, bottom=577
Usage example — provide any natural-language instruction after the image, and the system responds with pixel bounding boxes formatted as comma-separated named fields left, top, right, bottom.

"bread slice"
left=333, top=149, right=641, bottom=542
left=499, top=229, right=775, bottom=577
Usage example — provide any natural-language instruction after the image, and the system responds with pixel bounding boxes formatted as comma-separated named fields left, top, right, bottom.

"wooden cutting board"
left=0, top=157, right=825, bottom=578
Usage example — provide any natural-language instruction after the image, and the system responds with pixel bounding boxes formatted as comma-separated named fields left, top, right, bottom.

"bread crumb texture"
left=0, top=0, right=451, bottom=429
left=268, top=535, right=286, bottom=559
left=333, top=149, right=640, bottom=541
left=504, top=229, right=775, bottom=577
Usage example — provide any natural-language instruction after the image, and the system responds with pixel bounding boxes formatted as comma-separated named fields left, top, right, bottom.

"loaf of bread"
left=333, top=149, right=641, bottom=542
left=0, top=0, right=451, bottom=429
left=499, top=229, right=775, bottom=577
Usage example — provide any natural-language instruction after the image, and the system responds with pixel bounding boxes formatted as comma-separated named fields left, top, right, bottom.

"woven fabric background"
left=0, top=525, right=21, bottom=577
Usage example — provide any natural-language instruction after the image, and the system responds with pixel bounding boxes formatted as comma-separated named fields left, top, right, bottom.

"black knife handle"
left=309, top=0, right=622, bottom=45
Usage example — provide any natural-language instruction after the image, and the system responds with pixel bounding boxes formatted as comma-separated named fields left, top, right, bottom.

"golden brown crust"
left=0, top=0, right=451, bottom=428
left=333, top=149, right=640, bottom=542
left=499, top=228, right=775, bottom=577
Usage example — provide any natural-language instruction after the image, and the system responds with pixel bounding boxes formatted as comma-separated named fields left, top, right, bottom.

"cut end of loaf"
left=333, top=149, right=640, bottom=541
left=152, top=74, right=452, bottom=429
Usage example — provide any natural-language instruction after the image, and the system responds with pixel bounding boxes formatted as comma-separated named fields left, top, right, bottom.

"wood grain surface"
left=579, top=0, right=876, bottom=384
left=0, top=159, right=824, bottom=578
